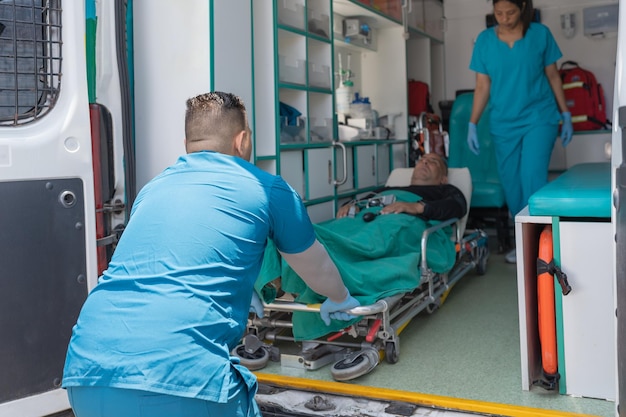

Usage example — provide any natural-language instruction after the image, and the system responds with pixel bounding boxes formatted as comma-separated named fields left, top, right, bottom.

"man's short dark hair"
left=185, top=92, right=248, bottom=149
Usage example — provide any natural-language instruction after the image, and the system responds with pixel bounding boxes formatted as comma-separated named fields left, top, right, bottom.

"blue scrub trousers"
left=67, top=386, right=261, bottom=417
left=492, top=124, right=558, bottom=217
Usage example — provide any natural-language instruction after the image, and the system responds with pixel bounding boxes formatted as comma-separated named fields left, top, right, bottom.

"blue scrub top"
left=62, top=151, right=316, bottom=402
left=470, top=22, right=562, bottom=136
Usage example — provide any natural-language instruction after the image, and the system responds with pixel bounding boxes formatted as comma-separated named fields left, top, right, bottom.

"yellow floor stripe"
left=255, top=373, right=602, bottom=417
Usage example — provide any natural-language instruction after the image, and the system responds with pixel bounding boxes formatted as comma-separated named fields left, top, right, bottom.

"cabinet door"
left=407, top=0, right=425, bottom=32
left=392, top=143, right=408, bottom=169
left=280, top=151, right=305, bottom=198
left=307, top=147, right=335, bottom=199
left=560, top=221, right=615, bottom=400
left=423, top=0, right=444, bottom=41
left=356, top=145, right=377, bottom=189
left=377, top=144, right=390, bottom=185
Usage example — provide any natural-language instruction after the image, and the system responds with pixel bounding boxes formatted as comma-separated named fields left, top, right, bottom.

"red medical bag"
left=559, top=61, right=610, bottom=131
left=408, top=80, right=433, bottom=117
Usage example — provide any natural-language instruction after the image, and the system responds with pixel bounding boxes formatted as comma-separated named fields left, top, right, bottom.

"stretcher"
left=232, top=167, right=489, bottom=381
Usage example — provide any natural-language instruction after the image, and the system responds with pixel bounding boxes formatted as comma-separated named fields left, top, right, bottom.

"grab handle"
left=332, top=141, right=348, bottom=186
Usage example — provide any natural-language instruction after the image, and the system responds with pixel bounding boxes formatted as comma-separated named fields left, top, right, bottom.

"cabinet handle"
left=327, top=160, right=332, bottom=184
left=371, top=155, right=376, bottom=176
left=332, top=142, right=348, bottom=186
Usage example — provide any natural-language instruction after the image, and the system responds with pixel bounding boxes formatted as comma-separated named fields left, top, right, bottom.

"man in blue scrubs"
left=62, top=92, right=359, bottom=417
left=467, top=0, right=573, bottom=263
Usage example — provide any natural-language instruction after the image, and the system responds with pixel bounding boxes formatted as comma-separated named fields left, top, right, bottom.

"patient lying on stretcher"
left=256, top=153, right=468, bottom=340
left=336, top=153, right=466, bottom=221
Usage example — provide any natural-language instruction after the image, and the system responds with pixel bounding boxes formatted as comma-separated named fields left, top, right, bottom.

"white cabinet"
left=279, top=148, right=335, bottom=201
left=515, top=209, right=616, bottom=400
left=333, top=1, right=409, bottom=141
left=254, top=0, right=336, bottom=225
left=337, top=141, right=406, bottom=195
left=353, top=143, right=391, bottom=189
left=254, top=0, right=334, bottom=150
left=253, top=1, right=415, bottom=223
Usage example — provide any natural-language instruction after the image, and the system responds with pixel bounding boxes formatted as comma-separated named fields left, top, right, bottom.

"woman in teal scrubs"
left=468, top=0, right=573, bottom=263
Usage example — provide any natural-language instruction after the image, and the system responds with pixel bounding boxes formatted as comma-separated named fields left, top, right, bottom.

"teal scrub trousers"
left=492, top=123, right=559, bottom=217
left=67, top=386, right=261, bottom=417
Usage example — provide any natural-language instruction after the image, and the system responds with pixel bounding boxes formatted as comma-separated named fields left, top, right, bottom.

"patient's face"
left=411, top=154, right=448, bottom=185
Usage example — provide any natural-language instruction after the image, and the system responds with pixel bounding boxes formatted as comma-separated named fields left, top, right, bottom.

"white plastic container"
left=349, top=102, right=372, bottom=119
left=279, top=55, right=306, bottom=85
left=335, top=81, right=353, bottom=114
left=308, top=62, right=330, bottom=89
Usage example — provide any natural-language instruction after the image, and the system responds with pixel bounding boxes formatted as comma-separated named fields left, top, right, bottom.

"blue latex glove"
left=249, top=291, right=264, bottom=318
left=561, top=111, right=574, bottom=147
left=320, top=292, right=360, bottom=326
left=467, top=122, right=480, bottom=155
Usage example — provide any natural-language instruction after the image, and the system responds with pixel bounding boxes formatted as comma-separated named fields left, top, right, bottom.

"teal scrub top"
left=62, top=152, right=316, bottom=402
left=470, top=22, right=562, bottom=136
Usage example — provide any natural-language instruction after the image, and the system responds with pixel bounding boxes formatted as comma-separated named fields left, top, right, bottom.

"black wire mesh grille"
left=0, top=0, right=62, bottom=126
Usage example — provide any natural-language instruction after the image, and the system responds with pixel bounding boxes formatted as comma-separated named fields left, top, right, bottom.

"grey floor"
left=255, top=240, right=616, bottom=417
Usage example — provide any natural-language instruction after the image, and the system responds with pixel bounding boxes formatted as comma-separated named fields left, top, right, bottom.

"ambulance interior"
left=0, top=1, right=624, bottom=417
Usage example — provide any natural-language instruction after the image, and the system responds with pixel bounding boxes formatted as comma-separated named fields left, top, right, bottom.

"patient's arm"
left=336, top=202, right=357, bottom=218
left=382, top=184, right=467, bottom=221
left=420, top=186, right=467, bottom=220
left=280, top=240, right=349, bottom=303
left=380, top=201, right=426, bottom=216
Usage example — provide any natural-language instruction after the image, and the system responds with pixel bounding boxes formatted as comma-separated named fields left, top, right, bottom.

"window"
left=0, top=0, right=62, bottom=126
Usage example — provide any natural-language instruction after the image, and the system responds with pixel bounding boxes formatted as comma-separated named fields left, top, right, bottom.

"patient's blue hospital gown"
left=62, top=151, right=315, bottom=415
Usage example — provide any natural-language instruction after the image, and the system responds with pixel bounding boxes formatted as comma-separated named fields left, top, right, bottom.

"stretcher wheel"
left=231, top=344, right=270, bottom=371
left=426, top=299, right=440, bottom=314
left=330, top=348, right=379, bottom=381
left=476, top=249, right=488, bottom=275
left=385, top=341, right=399, bottom=364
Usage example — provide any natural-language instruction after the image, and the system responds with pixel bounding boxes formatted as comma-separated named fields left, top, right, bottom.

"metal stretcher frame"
left=233, top=168, right=490, bottom=381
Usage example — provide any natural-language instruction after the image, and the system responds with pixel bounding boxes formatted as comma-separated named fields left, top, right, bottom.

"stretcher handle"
left=421, top=217, right=458, bottom=272
left=264, top=299, right=392, bottom=315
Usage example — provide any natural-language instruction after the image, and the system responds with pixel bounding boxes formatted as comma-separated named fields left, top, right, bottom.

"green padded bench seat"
left=448, top=93, right=506, bottom=209
left=528, top=162, right=611, bottom=218
left=471, top=181, right=507, bottom=208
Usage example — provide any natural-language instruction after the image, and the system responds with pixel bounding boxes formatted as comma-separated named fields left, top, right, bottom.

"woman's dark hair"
left=494, top=0, right=534, bottom=35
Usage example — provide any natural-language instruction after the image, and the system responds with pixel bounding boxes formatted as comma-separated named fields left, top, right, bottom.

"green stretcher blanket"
left=255, top=190, right=457, bottom=340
